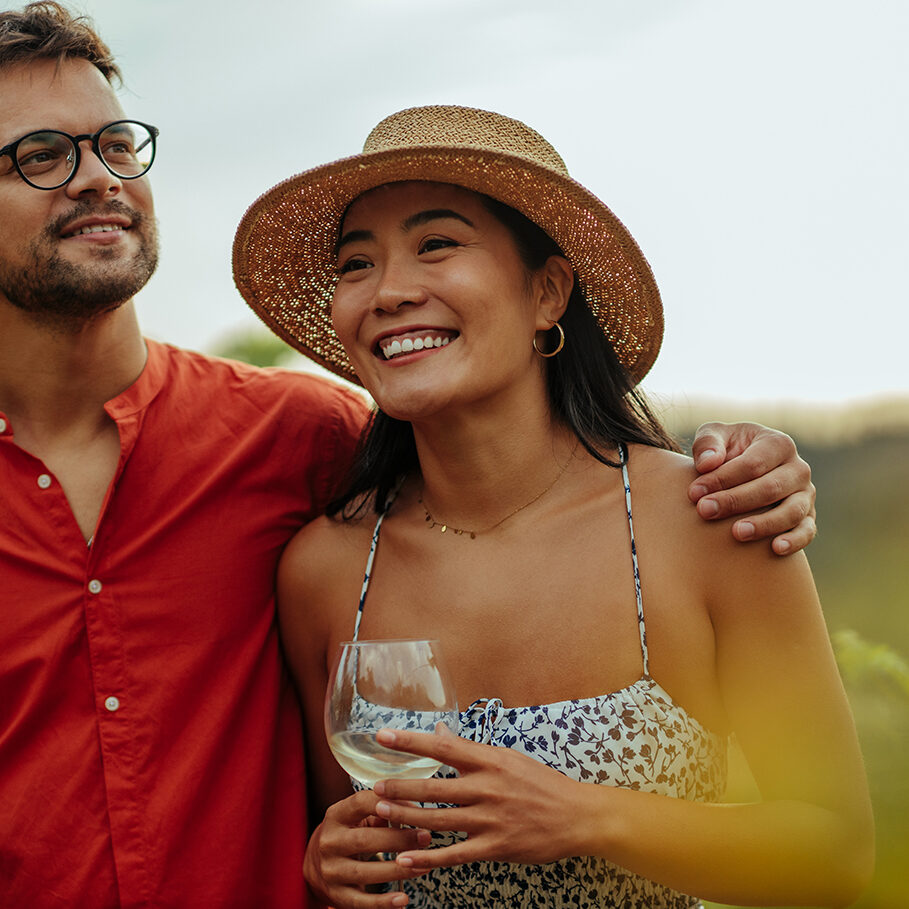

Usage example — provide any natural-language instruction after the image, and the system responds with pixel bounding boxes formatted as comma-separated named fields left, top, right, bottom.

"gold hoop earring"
left=532, top=321, right=565, bottom=358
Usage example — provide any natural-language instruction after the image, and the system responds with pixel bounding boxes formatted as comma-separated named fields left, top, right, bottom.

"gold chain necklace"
left=418, top=443, right=576, bottom=540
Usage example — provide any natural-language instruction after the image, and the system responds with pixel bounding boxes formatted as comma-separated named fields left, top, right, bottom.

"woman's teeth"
left=381, top=336, right=451, bottom=360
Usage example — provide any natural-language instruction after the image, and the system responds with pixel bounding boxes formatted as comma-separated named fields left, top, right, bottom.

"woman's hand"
left=688, top=421, right=816, bottom=555
left=371, top=727, right=585, bottom=871
left=304, top=789, right=431, bottom=908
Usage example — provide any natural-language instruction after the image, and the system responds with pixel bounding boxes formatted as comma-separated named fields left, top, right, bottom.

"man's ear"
left=534, top=255, right=574, bottom=330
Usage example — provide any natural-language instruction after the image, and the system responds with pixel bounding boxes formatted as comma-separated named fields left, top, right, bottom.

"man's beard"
left=0, top=199, right=159, bottom=331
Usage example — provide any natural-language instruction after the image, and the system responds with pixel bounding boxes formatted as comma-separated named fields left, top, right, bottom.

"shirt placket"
left=81, top=558, right=153, bottom=908
left=84, top=410, right=153, bottom=908
left=26, top=409, right=154, bottom=909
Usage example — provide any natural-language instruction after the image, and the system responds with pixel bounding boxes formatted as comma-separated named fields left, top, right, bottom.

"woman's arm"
left=277, top=520, right=356, bottom=821
left=276, top=521, right=431, bottom=907
left=574, top=543, right=873, bottom=906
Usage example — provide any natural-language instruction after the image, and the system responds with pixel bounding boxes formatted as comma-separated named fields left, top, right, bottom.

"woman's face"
left=331, top=181, right=556, bottom=422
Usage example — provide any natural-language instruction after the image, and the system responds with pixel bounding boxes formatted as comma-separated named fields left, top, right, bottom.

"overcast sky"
left=71, top=0, right=907, bottom=405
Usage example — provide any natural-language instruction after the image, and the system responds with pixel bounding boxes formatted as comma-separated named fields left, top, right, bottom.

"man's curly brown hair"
left=0, top=1, right=120, bottom=84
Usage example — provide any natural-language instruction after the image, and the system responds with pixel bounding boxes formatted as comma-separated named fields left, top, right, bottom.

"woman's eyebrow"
left=401, top=209, right=475, bottom=231
left=334, top=210, right=475, bottom=257
left=334, top=229, right=373, bottom=257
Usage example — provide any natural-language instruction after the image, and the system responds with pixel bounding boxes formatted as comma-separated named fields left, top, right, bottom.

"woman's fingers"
left=375, top=727, right=481, bottom=769
left=323, top=820, right=431, bottom=856
left=305, top=790, right=432, bottom=908
left=324, top=853, right=427, bottom=889
left=396, top=839, right=481, bottom=871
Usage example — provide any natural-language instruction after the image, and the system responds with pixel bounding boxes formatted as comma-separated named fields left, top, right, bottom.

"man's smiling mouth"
left=63, top=223, right=126, bottom=238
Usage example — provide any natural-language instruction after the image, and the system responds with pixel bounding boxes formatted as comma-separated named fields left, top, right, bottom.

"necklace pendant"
left=440, top=524, right=448, bottom=533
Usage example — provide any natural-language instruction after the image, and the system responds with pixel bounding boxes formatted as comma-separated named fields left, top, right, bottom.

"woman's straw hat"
left=232, top=105, right=663, bottom=386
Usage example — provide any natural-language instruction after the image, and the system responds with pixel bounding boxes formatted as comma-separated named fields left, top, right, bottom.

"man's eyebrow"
left=401, top=209, right=475, bottom=231
left=334, top=229, right=373, bottom=257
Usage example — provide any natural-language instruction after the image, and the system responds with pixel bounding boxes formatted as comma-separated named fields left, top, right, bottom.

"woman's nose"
left=370, top=260, right=428, bottom=314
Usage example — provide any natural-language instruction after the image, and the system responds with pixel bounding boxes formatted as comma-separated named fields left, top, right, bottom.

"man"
left=0, top=4, right=815, bottom=907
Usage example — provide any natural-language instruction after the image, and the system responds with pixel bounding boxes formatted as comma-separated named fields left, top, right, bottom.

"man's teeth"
left=69, top=224, right=124, bottom=236
left=382, top=336, right=451, bottom=360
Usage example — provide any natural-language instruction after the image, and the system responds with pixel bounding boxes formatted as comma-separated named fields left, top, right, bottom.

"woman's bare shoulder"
left=280, top=512, right=373, bottom=588
left=625, top=443, right=791, bottom=574
left=624, top=444, right=702, bottom=518
left=625, top=444, right=814, bottom=613
left=277, top=512, right=376, bottom=644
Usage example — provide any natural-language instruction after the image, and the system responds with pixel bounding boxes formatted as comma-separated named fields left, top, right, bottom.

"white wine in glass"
left=325, top=639, right=459, bottom=788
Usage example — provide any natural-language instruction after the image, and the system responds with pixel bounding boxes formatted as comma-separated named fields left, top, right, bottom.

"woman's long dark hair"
left=325, top=193, right=679, bottom=519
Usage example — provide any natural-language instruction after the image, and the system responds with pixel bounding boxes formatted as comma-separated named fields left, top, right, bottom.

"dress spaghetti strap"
left=618, top=443, right=650, bottom=678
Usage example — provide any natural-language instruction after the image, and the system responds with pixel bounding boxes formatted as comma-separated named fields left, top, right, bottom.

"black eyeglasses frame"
left=0, top=119, right=159, bottom=190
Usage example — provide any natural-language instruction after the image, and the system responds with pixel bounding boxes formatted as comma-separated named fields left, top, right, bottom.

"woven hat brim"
left=232, top=146, right=663, bottom=387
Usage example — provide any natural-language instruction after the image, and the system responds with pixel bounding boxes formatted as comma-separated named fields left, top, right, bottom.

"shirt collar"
left=104, top=338, right=168, bottom=421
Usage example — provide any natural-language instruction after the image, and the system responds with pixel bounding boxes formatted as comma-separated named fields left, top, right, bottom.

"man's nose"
left=64, top=141, right=122, bottom=199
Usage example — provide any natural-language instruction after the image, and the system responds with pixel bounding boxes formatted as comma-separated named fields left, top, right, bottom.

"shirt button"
left=88, top=579, right=103, bottom=594
left=37, top=473, right=52, bottom=489
left=104, top=696, right=120, bottom=712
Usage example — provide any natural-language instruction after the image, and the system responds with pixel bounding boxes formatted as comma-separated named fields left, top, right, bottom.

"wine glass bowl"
left=325, top=639, right=459, bottom=788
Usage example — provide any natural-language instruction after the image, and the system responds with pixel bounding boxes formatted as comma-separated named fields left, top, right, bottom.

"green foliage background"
left=216, top=329, right=909, bottom=908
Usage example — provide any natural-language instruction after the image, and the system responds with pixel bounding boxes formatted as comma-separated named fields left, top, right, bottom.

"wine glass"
left=325, top=638, right=459, bottom=789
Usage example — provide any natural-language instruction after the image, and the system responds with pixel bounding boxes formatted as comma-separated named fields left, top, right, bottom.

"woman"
left=233, top=106, right=872, bottom=908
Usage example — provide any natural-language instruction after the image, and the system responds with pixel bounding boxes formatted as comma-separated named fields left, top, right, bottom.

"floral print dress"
left=350, top=449, right=728, bottom=907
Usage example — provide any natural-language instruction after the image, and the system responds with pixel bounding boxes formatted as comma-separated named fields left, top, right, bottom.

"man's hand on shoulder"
left=688, top=421, right=816, bottom=556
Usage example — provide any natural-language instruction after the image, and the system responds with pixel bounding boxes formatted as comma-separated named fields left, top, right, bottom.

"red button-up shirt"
left=0, top=341, right=367, bottom=908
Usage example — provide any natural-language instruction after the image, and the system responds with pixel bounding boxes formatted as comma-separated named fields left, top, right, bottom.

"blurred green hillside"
left=215, top=329, right=909, bottom=909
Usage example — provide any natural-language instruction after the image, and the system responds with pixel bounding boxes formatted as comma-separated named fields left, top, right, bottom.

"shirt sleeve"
left=311, top=383, right=370, bottom=514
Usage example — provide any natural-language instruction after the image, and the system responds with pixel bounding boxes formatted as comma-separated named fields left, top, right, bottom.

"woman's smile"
left=375, top=328, right=457, bottom=361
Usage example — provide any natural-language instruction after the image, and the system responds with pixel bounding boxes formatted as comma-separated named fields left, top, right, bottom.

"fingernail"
left=376, top=729, right=396, bottom=745
left=375, top=801, right=391, bottom=818
left=392, top=895, right=408, bottom=906
left=373, top=780, right=386, bottom=796
left=774, top=538, right=791, bottom=554
left=416, top=829, right=432, bottom=846
left=737, top=521, right=755, bottom=540
left=696, top=449, right=717, bottom=469
left=397, top=854, right=414, bottom=867
left=690, top=483, right=709, bottom=500
left=699, top=499, right=719, bottom=518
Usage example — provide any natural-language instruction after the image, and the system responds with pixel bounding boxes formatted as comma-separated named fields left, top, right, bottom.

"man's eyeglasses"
left=0, top=119, right=158, bottom=190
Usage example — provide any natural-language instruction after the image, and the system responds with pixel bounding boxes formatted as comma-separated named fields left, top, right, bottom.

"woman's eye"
left=337, top=257, right=371, bottom=275
left=418, top=237, right=456, bottom=255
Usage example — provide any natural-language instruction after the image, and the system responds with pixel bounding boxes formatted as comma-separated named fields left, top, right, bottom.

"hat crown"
left=363, top=105, right=570, bottom=177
